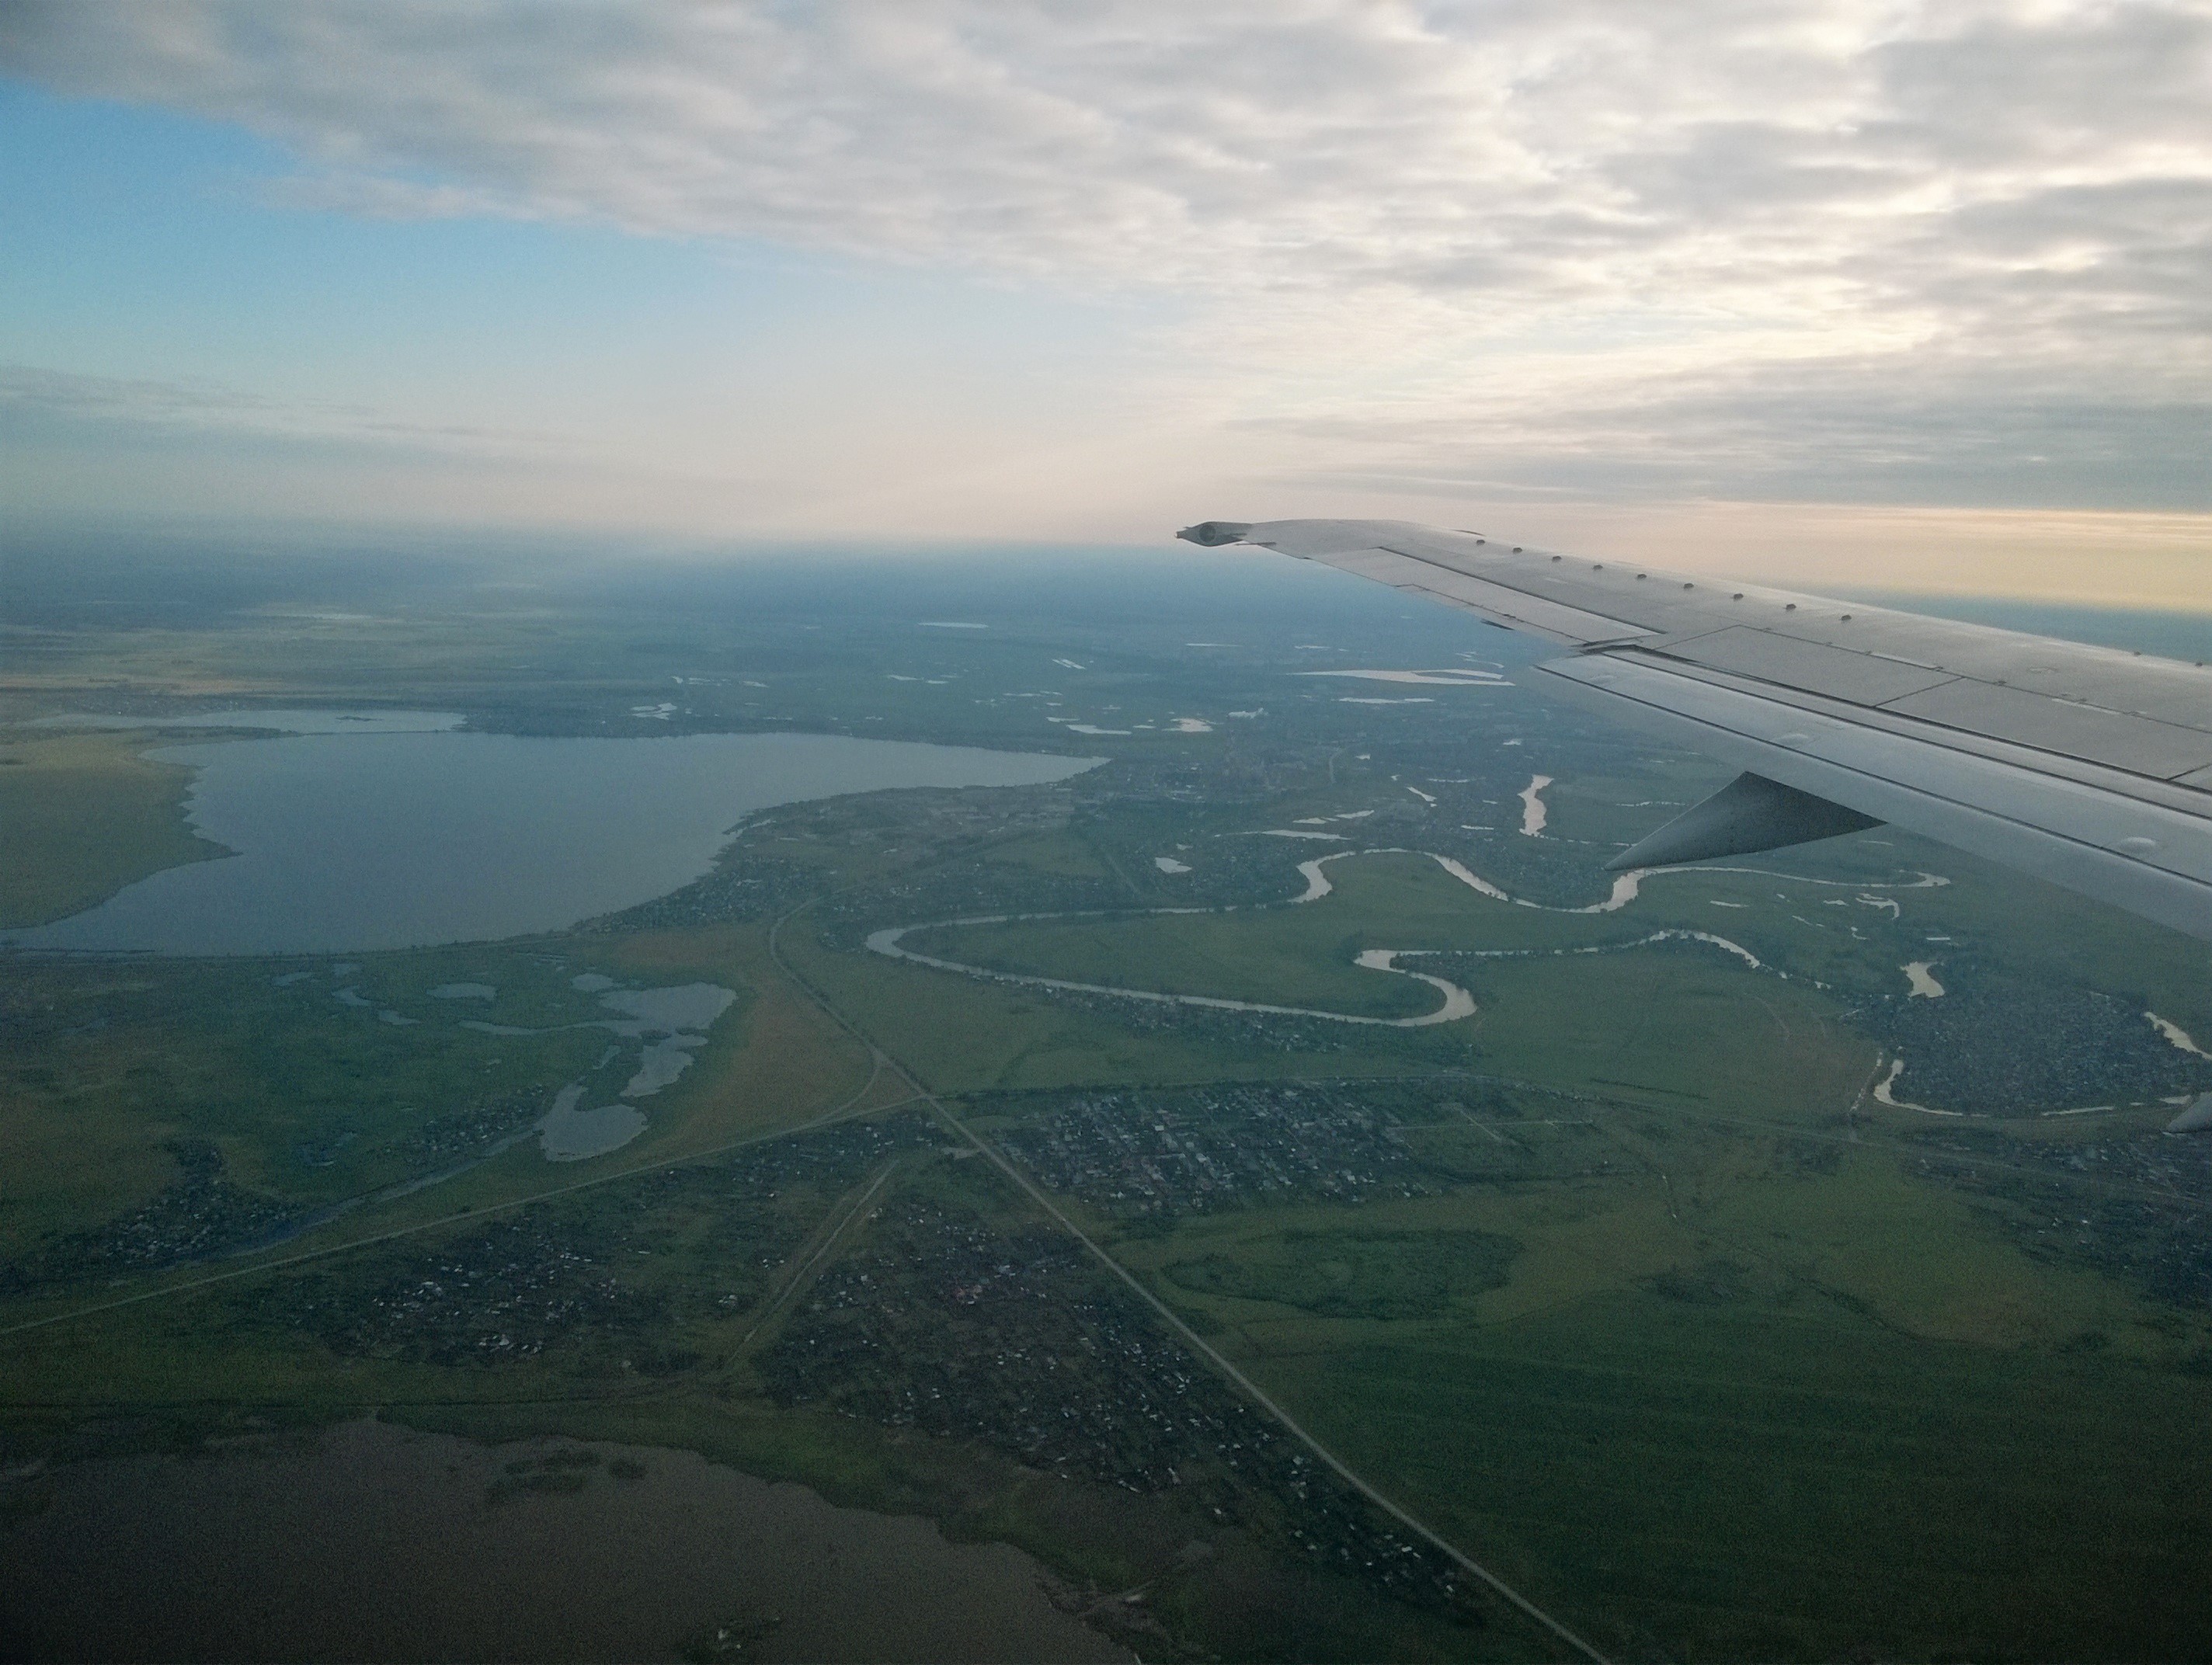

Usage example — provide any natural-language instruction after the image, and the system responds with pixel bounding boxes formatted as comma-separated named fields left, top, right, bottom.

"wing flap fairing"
left=1538, top=645, right=2212, bottom=939
left=1608, top=772, right=1883, bottom=870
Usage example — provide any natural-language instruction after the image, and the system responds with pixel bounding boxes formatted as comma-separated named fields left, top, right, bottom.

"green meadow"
left=1064, top=1097, right=2212, bottom=1661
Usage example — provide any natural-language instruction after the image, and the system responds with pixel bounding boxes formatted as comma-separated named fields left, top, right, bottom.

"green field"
left=1055, top=1091, right=2211, bottom=1660
left=1261, top=1290, right=2211, bottom=1661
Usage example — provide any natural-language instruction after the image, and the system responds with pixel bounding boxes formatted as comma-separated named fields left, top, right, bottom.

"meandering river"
left=865, top=847, right=1950, bottom=1027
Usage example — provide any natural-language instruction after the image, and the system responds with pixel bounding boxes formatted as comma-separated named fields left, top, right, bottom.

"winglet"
left=1607, top=772, right=1883, bottom=871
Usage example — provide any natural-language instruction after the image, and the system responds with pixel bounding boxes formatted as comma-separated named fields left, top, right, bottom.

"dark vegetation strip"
left=0, top=1065, right=911, bottom=1340
left=986, top=1058, right=2207, bottom=1214
left=738, top=1161, right=901, bottom=1349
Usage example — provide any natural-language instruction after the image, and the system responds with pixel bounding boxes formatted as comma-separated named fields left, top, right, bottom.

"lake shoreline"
left=5, top=723, right=1099, bottom=958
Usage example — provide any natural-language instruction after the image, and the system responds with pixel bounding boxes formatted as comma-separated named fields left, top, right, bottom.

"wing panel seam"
left=1612, top=650, right=2212, bottom=798
left=1536, top=662, right=2209, bottom=887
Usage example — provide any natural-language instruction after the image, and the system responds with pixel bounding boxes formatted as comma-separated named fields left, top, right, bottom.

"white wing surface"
left=1177, top=518, right=2212, bottom=941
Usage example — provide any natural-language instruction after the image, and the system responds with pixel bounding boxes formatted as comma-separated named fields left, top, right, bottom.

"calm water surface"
left=0, top=1420, right=1129, bottom=1663
left=11, top=722, right=1096, bottom=954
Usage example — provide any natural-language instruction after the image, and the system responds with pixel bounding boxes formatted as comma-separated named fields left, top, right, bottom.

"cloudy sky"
left=4, top=2, right=2208, bottom=601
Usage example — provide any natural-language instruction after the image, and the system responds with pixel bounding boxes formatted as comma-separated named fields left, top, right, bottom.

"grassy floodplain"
left=5, top=551, right=2210, bottom=1661
left=858, top=846, right=2212, bottom=1659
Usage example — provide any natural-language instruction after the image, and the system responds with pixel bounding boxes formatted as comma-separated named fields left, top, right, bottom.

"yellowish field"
left=0, top=728, right=228, bottom=927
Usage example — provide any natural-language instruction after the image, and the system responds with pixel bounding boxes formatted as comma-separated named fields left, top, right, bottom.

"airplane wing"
left=1177, top=518, right=2212, bottom=942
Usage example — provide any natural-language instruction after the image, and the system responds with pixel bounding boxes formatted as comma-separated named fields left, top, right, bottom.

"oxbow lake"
left=12, top=716, right=1097, bottom=955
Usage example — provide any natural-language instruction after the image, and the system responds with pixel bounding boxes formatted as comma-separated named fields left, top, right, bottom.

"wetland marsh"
left=5, top=547, right=2210, bottom=1663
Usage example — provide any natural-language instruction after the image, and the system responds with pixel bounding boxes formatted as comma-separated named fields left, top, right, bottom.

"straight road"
left=765, top=902, right=1611, bottom=1665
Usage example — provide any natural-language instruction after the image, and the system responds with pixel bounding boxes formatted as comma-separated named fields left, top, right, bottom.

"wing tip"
left=1177, top=520, right=1253, bottom=547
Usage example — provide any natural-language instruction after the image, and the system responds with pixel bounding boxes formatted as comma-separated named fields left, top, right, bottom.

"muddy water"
left=1903, top=961, right=1946, bottom=998
left=0, top=1420, right=1128, bottom=1664
left=867, top=920, right=1476, bottom=1027
left=1517, top=773, right=1553, bottom=837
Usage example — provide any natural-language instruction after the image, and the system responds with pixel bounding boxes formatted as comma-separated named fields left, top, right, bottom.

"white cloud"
left=3, top=0, right=2210, bottom=513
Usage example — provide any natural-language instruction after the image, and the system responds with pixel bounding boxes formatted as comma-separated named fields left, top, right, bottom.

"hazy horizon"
left=5, top=2, right=2210, bottom=608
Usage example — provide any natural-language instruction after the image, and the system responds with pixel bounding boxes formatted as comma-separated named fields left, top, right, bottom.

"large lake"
left=12, top=717, right=1097, bottom=955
